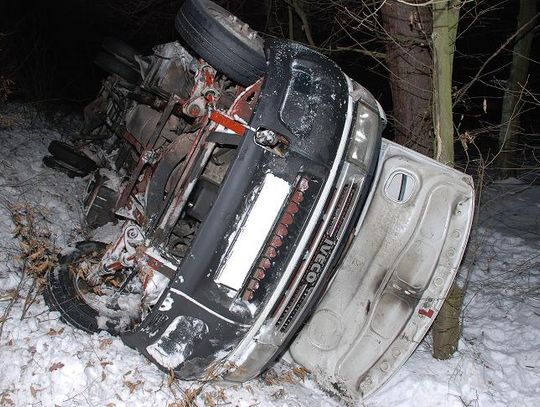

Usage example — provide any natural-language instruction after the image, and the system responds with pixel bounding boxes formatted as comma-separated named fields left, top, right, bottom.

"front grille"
left=275, top=182, right=359, bottom=333
left=276, top=279, right=311, bottom=332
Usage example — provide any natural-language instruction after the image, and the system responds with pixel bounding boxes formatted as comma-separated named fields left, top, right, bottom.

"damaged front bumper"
left=121, top=40, right=384, bottom=380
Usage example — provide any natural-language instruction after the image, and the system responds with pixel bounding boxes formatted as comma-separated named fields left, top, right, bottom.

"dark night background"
left=0, top=2, right=538, bottom=402
left=0, top=0, right=538, bottom=154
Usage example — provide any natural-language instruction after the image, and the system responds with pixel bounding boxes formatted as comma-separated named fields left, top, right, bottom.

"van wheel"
left=44, top=241, right=141, bottom=335
left=94, top=51, right=141, bottom=84
left=102, top=37, right=139, bottom=68
left=175, top=0, right=265, bottom=87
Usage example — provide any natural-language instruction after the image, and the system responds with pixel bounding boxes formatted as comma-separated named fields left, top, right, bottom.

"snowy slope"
left=0, top=104, right=539, bottom=406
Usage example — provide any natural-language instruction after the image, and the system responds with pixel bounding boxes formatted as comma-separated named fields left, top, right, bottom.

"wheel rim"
left=68, top=249, right=143, bottom=332
left=206, top=2, right=264, bottom=54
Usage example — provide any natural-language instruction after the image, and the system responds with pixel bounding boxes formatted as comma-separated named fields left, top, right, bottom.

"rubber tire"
left=47, top=141, right=97, bottom=175
left=44, top=241, right=123, bottom=335
left=43, top=156, right=87, bottom=178
left=102, top=37, right=139, bottom=68
left=94, top=51, right=141, bottom=84
left=175, top=0, right=266, bottom=86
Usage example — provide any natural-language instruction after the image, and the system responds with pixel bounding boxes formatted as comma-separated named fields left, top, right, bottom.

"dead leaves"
left=0, top=204, right=60, bottom=339
left=166, top=360, right=234, bottom=407
left=0, top=392, right=14, bottom=406
left=292, top=366, right=309, bottom=381
left=123, top=380, right=143, bottom=394
left=47, top=327, right=64, bottom=336
left=263, top=366, right=310, bottom=386
left=10, top=204, right=59, bottom=286
left=48, top=362, right=64, bottom=372
left=202, top=388, right=227, bottom=407
left=180, top=387, right=202, bottom=406
left=29, top=385, right=44, bottom=398
left=166, top=362, right=309, bottom=407
left=167, top=381, right=227, bottom=407
left=99, top=338, right=113, bottom=350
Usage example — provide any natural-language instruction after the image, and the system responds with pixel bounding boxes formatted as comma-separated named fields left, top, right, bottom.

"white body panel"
left=290, top=139, right=475, bottom=399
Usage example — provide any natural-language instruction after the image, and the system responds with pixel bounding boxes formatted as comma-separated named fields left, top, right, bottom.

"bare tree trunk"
left=432, top=0, right=459, bottom=165
left=291, top=0, right=316, bottom=47
left=426, top=0, right=463, bottom=359
left=432, top=284, right=463, bottom=359
left=496, top=0, right=537, bottom=178
left=381, top=0, right=433, bottom=157
left=431, top=0, right=462, bottom=361
left=288, top=5, right=295, bottom=40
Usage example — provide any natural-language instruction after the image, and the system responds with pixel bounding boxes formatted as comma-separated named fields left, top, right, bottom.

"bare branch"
left=291, top=0, right=317, bottom=47
left=454, top=10, right=540, bottom=106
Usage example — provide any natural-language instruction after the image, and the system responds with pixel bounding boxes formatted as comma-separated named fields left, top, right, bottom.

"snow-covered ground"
left=0, top=104, right=539, bottom=406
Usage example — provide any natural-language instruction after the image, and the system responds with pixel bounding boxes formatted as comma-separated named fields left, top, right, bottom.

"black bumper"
left=121, top=40, right=350, bottom=378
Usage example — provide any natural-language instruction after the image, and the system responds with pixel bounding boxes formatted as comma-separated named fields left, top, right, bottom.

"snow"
left=367, top=182, right=540, bottom=407
left=146, top=316, right=207, bottom=369
left=215, top=173, right=291, bottom=291
left=1, top=104, right=539, bottom=406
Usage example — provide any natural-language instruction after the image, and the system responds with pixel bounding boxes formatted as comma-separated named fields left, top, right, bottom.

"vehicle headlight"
left=346, top=102, right=380, bottom=171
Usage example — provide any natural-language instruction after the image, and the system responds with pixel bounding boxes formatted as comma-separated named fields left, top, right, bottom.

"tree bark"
left=432, top=0, right=459, bottom=165
left=432, top=284, right=464, bottom=360
left=431, top=0, right=462, bottom=361
left=381, top=0, right=433, bottom=157
left=496, top=0, right=537, bottom=178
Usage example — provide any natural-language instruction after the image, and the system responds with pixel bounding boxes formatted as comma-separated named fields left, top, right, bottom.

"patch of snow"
left=215, top=173, right=291, bottom=291
left=158, top=293, right=174, bottom=312
left=146, top=316, right=207, bottom=369
left=0, top=104, right=538, bottom=406
left=99, top=167, right=124, bottom=191
left=143, top=271, right=170, bottom=306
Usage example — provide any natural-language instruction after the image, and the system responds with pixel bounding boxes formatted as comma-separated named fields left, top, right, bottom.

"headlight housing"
left=346, top=102, right=381, bottom=171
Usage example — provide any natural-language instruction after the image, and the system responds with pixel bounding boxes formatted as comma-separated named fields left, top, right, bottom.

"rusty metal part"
left=120, top=129, right=144, bottom=154
left=182, top=62, right=220, bottom=118
left=150, top=116, right=212, bottom=239
left=209, top=110, right=249, bottom=135
left=206, top=80, right=263, bottom=136
left=97, top=222, right=176, bottom=281
left=116, top=95, right=181, bottom=209
left=151, top=79, right=262, bottom=241
left=253, top=129, right=290, bottom=157
left=229, top=79, right=262, bottom=121
left=184, top=96, right=208, bottom=117
left=145, top=132, right=196, bottom=217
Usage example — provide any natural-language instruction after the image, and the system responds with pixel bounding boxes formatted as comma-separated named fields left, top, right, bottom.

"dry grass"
left=10, top=203, right=58, bottom=286
left=262, top=366, right=310, bottom=386
left=164, top=355, right=311, bottom=406
left=0, top=204, right=59, bottom=339
left=166, top=361, right=240, bottom=407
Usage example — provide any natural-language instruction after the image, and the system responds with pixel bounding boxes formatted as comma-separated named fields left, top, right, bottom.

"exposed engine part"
left=185, top=177, right=220, bottom=222
left=168, top=219, right=198, bottom=258
left=254, top=129, right=278, bottom=147
left=84, top=172, right=118, bottom=227
left=254, top=128, right=290, bottom=156
left=182, top=63, right=220, bottom=117
left=145, top=41, right=195, bottom=98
